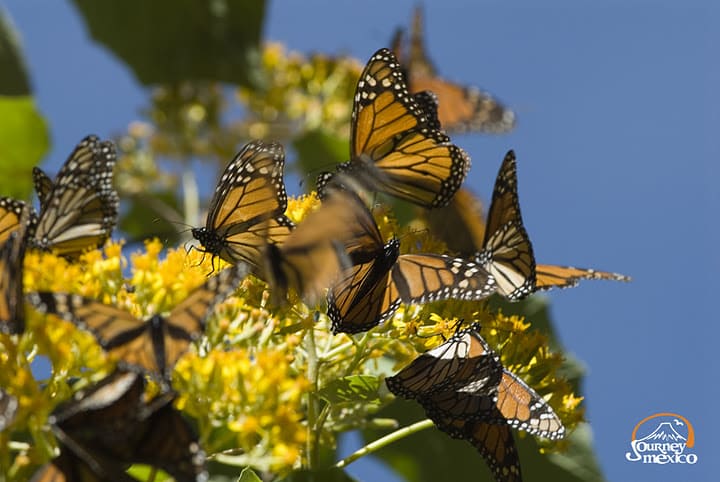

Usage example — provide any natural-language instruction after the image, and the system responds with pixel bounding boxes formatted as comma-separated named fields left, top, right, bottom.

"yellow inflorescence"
left=5, top=193, right=584, bottom=479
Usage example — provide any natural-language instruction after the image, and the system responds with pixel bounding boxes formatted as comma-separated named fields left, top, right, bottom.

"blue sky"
left=3, top=1, right=718, bottom=481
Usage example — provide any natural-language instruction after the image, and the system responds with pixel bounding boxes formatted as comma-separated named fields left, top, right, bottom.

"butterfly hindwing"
left=0, top=204, right=33, bottom=334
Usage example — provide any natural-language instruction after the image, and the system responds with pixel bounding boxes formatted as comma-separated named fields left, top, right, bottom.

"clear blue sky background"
left=3, top=1, right=718, bottom=481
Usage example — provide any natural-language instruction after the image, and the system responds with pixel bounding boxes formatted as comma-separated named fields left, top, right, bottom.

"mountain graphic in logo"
left=637, top=422, right=687, bottom=443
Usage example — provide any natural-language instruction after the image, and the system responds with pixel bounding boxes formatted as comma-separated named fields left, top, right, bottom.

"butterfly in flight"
left=391, top=5, right=515, bottom=134
left=27, top=265, right=247, bottom=383
left=29, top=135, right=119, bottom=259
left=33, top=370, right=206, bottom=482
left=0, top=203, right=33, bottom=335
left=326, top=189, right=495, bottom=334
left=192, top=140, right=294, bottom=275
left=317, top=48, right=471, bottom=209
left=261, top=189, right=366, bottom=306
left=475, top=150, right=630, bottom=300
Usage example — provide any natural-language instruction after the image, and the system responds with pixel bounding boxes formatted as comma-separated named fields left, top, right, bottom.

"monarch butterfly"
left=316, top=48, right=471, bottom=209
left=423, top=187, right=487, bottom=258
left=29, top=135, right=119, bottom=259
left=0, top=204, right=32, bottom=335
left=391, top=6, right=515, bottom=134
left=385, top=323, right=502, bottom=399
left=27, top=265, right=247, bottom=382
left=326, top=190, right=495, bottom=334
left=262, top=189, right=360, bottom=305
left=429, top=412, right=522, bottom=482
left=31, top=448, right=136, bottom=482
left=476, top=150, right=630, bottom=300
left=192, top=140, right=295, bottom=274
left=38, top=370, right=207, bottom=482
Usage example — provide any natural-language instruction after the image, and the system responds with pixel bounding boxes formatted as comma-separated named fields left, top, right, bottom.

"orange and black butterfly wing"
left=478, top=150, right=536, bottom=300
left=402, top=5, right=515, bottom=134
left=320, top=48, right=470, bottom=208
left=488, top=370, right=566, bottom=440
left=425, top=411, right=522, bottom=482
left=464, top=418, right=522, bottom=482
left=392, top=254, right=496, bottom=305
left=192, top=140, right=294, bottom=272
left=31, top=135, right=118, bottom=258
left=33, top=167, right=54, bottom=208
left=27, top=292, right=159, bottom=375
left=1, top=204, right=33, bottom=334
left=535, top=264, right=631, bottom=291
left=0, top=197, right=34, bottom=245
left=386, top=324, right=502, bottom=399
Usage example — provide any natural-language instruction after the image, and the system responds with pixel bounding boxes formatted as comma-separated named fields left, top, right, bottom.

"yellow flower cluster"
left=3, top=193, right=584, bottom=479
left=238, top=42, right=362, bottom=138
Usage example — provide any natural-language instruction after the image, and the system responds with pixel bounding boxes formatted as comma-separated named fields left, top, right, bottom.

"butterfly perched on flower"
left=476, top=150, right=630, bottom=300
left=325, top=189, right=495, bottom=334
left=317, top=48, right=471, bottom=209
left=27, top=265, right=247, bottom=383
left=391, top=6, right=515, bottom=134
left=192, top=140, right=294, bottom=274
left=29, top=135, right=119, bottom=259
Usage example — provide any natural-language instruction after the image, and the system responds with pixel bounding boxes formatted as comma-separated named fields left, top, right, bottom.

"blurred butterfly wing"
left=27, top=292, right=160, bottom=374
left=30, top=449, right=136, bottom=482
left=424, top=187, right=486, bottom=257
left=33, top=167, right=54, bottom=208
left=194, top=140, right=294, bottom=271
left=348, top=48, right=470, bottom=208
left=535, top=264, right=631, bottom=291
left=402, top=5, right=515, bottom=134
left=162, top=265, right=246, bottom=369
left=131, top=395, right=207, bottom=482
left=32, top=136, right=118, bottom=258
left=491, top=370, right=565, bottom=440
left=386, top=325, right=502, bottom=399
left=479, top=151, right=536, bottom=299
left=392, top=254, right=495, bottom=305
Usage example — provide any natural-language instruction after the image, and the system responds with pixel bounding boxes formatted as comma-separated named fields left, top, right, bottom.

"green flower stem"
left=305, top=325, right=320, bottom=469
left=342, top=332, right=371, bottom=377
left=334, top=419, right=435, bottom=469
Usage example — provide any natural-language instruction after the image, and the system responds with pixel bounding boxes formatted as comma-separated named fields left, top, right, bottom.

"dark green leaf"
left=279, top=467, right=358, bottom=482
left=118, top=190, right=182, bottom=244
left=0, top=10, right=30, bottom=95
left=72, top=0, right=266, bottom=86
left=292, top=129, right=347, bottom=179
left=319, top=375, right=381, bottom=406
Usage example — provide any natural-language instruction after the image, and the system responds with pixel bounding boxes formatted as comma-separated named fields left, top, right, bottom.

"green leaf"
left=319, top=375, right=381, bottom=406
left=72, top=0, right=266, bottom=86
left=238, top=467, right=263, bottom=482
left=0, top=96, right=50, bottom=198
left=0, top=10, right=30, bottom=95
left=118, top=190, right=182, bottom=244
left=292, top=129, right=348, bottom=178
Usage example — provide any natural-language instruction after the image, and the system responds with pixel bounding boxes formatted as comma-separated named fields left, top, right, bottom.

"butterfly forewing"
left=535, top=264, right=631, bottom=290
left=464, top=419, right=522, bottom=482
left=0, top=205, right=32, bottom=334
left=33, top=167, right=54, bottom=208
left=31, top=136, right=118, bottom=258
left=193, top=140, right=294, bottom=271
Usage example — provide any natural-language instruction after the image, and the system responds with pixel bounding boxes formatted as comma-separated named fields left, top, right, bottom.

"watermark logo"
left=625, top=412, right=698, bottom=465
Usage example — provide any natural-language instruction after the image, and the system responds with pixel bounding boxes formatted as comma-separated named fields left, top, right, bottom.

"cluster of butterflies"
left=0, top=39, right=629, bottom=482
